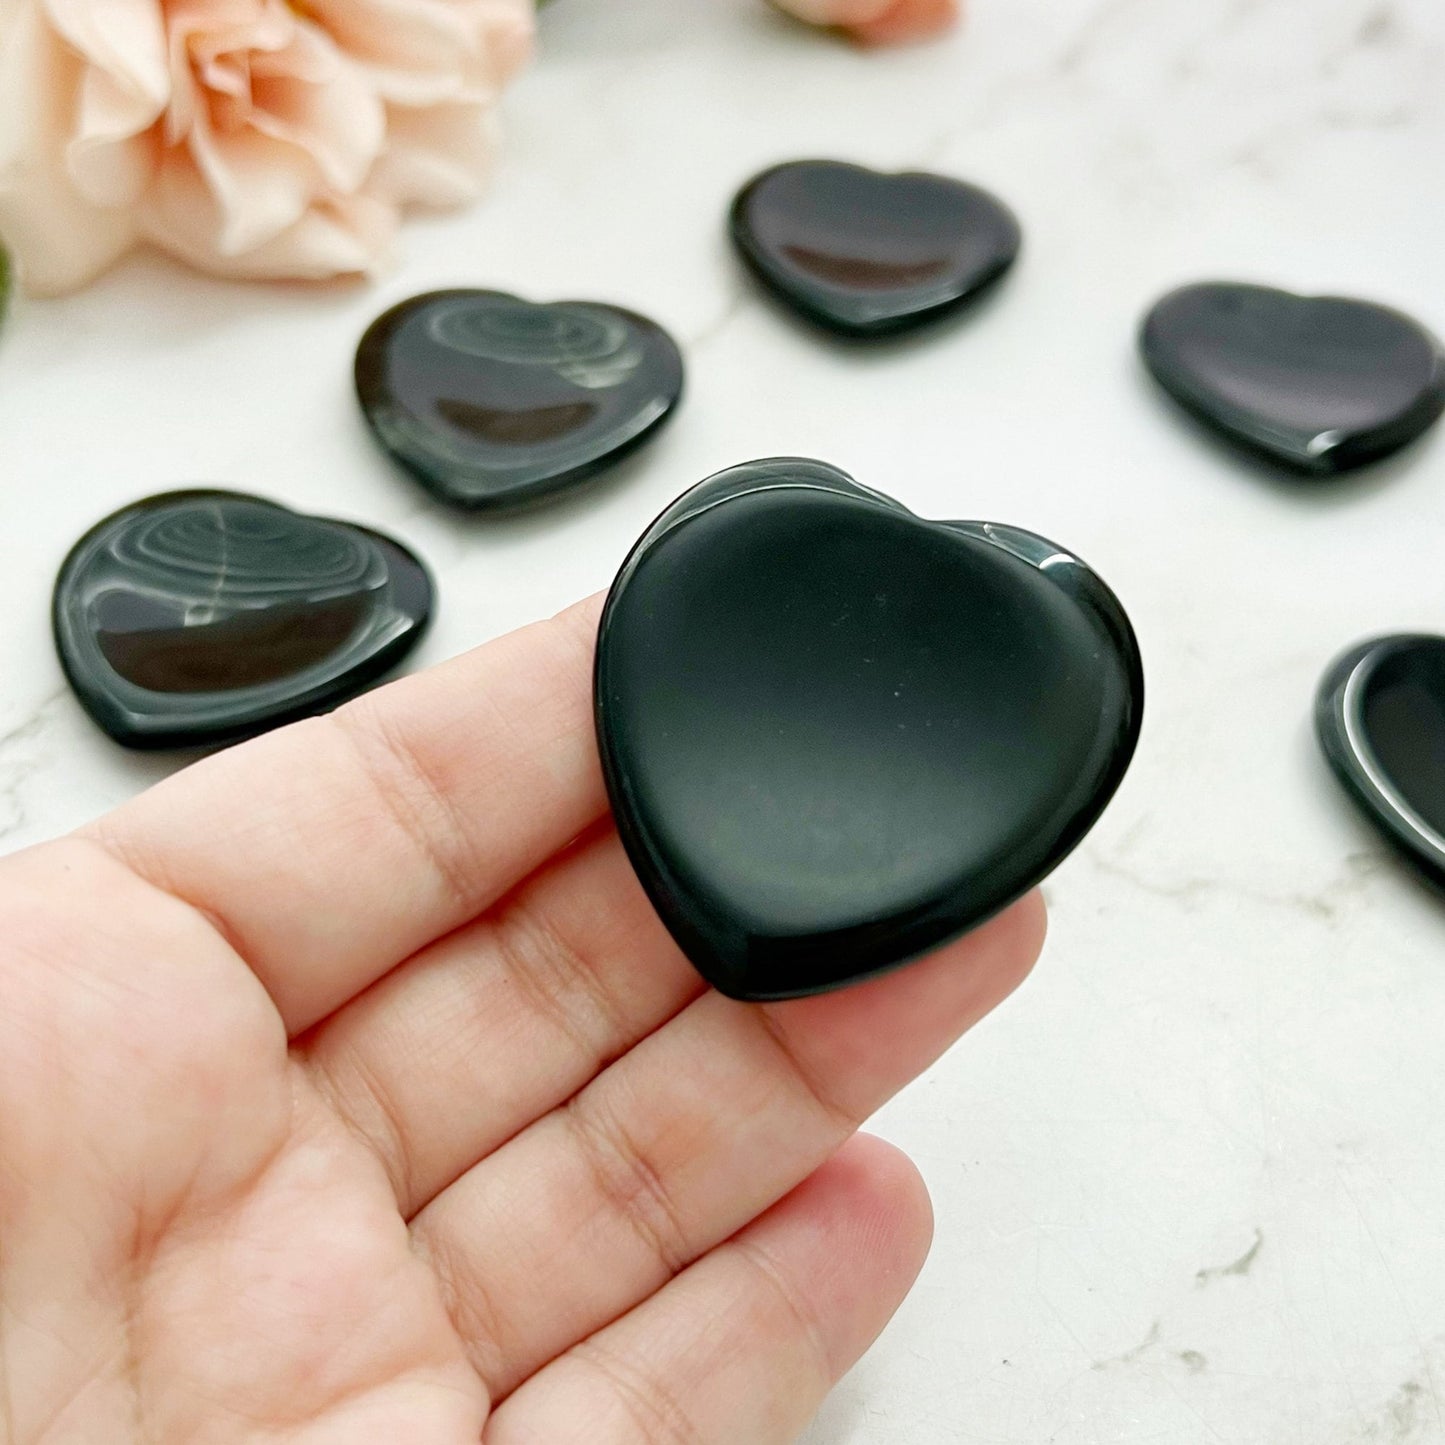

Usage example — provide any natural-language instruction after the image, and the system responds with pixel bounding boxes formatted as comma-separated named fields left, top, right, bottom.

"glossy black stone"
left=1141, top=282, right=1445, bottom=474
left=355, top=289, right=685, bottom=510
left=1317, top=634, right=1445, bottom=883
left=729, top=160, right=1021, bottom=337
left=54, top=491, right=432, bottom=749
left=595, top=458, right=1143, bottom=1001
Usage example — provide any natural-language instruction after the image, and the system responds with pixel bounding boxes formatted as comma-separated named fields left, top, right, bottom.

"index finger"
left=84, top=595, right=608, bottom=1035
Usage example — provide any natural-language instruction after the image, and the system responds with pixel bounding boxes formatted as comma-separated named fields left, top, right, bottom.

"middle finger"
left=300, top=825, right=706, bottom=1216
left=411, top=894, right=1044, bottom=1400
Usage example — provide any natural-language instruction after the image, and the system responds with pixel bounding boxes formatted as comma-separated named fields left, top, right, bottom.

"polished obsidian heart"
left=355, top=289, right=685, bottom=510
left=1317, top=634, right=1445, bottom=881
left=594, top=459, right=1143, bottom=1000
left=1141, top=282, right=1445, bottom=474
left=54, top=491, right=432, bottom=749
left=729, top=160, right=1021, bottom=337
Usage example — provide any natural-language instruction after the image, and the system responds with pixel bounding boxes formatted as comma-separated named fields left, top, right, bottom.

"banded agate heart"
left=54, top=491, right=431, bottom=749
left=356, top=289, right=685, bottom=510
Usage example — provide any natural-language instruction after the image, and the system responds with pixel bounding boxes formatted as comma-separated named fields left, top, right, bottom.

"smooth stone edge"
left=1140, top=282, right=1445, bottom=476
left=1315, top=633, right=1445, bottom=882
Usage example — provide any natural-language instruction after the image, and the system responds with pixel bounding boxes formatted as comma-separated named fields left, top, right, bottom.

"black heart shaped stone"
left=355, top=289, right=685, bottom=510
left=594, top=458, right=1143, bottom=1001
left=1317, top=634, right=1445, bottom=881
left=729, top=161, right=1021, bottom=337
left=1141, top=282, right=1445, bottom=474
left=54, top=490, right=432, bottom=749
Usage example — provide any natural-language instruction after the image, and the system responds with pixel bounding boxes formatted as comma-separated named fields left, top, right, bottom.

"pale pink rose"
left=0, top=0, right=533, bottom=296
left=774, top=0, right=960, bottom=45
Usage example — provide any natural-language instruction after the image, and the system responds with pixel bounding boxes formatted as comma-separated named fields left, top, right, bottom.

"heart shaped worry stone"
left=594, top=459, right=1143, bottom=1000
left=1317, top=634, right=1445, bottom=882
left=355, top=289, right=685, bottom=510
left=54, top=491, right=432, bottom=749
left=729, top=160, right=1021, bottom=337
left=1140, top=282, right=1445, bottom=474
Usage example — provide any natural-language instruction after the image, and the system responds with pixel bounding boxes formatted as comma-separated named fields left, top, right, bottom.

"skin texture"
left=0, top=596, right=1045, bottom=1444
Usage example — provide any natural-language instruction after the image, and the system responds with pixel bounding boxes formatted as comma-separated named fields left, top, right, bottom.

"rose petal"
left=144, top=171, right=398, bottom=279
left=69, top=65, right=159, bottom=205
left=41, top=0, right=168, bottom=106
left=0, top=1, right=138, bottom=294
left=768, top=0, right=887, bottom=24
left=455, top=0, right=534, bottom=83
left=226, top=189, right=399, bottom=279
left=167, top=0, right=284, bottom=66
left=159, top=19, right=383, bottom=255
left=368, top=98, right=496, bottom=208
left=308, top=0, right=476, bottom=72
left=770, top=0, right=959, bottom=43
left=848, top=0, right=959, bottom=45
left=248, top=34, right=386, bottom=194
left=177, top=111, right=319, bottom=254
left=8, top=0, right=527, bottom=292
left=198, top=50, right=252, bottom=101
left=304, top=0, right=531, bottom=101
left=188, top=0, right=318, bottom=84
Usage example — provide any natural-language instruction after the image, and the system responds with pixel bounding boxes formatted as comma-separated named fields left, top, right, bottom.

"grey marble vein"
left=0, top=690, right=65, bottom=843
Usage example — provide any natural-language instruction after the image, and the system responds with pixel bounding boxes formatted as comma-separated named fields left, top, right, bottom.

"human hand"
left=0, top=595, right=1043, bottom=1444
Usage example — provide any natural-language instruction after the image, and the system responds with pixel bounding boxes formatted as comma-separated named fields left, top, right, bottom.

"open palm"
left=0, top=597, right=1042, bottom=1444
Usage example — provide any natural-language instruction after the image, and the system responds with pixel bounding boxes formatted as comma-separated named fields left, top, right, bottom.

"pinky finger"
left=483, top=1133, right=934, bottom=1445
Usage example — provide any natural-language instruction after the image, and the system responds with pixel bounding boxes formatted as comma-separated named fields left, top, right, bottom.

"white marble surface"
left=3, top=0, right=1445, bottom=1439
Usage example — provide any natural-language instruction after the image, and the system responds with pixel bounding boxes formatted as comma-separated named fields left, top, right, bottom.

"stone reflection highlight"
left=1317, top=634, right=1445, bottom=882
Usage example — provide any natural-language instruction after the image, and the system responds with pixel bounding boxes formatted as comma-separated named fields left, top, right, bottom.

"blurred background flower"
left=771, top=0, right=959, bottom=46
left=0, top=0, right=533, bottom=295
left=0, top=0, right=956, bottom=298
